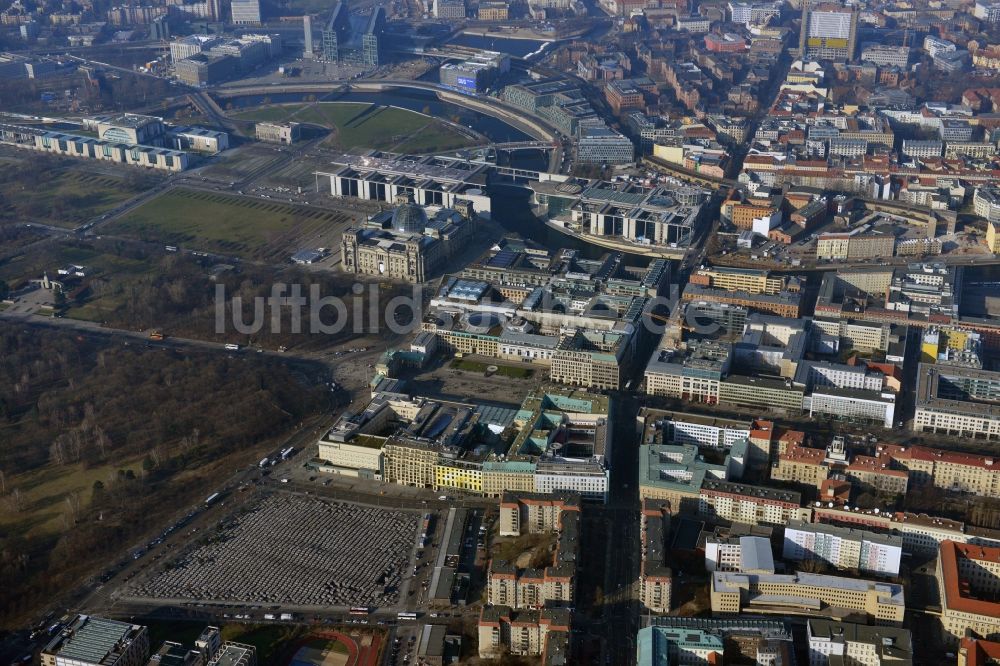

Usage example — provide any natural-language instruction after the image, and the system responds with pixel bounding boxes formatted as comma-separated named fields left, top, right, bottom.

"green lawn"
left=450, top=358, right=535, bottom=378
left=304, top=638, right=349, bottom=654
left=231, top=102, right=480, bottom=153
left=0, top=164, right=154, bottom=229
left=220, top=624, right=308, bottom=664
left=106, top=188, right=352, bottom=260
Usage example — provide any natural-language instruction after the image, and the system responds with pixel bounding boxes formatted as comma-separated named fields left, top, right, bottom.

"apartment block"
left=477, top=606, right=570, bottom=660
left=783, top=520, right=903, bottom=577
left=699, top=479, right=808, bottom=526
left=499, top=491, right=580, bottom=537
left=487, top=496, right=579, bottom=609
left=640, top=499, right=673, bottom=613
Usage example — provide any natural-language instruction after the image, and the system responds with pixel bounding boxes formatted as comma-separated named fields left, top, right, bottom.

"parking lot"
left=123, top=494, right=421, bottom=609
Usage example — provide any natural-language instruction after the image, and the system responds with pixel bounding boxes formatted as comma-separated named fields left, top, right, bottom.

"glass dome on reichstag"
left=392, top=197, right=428, bottom=233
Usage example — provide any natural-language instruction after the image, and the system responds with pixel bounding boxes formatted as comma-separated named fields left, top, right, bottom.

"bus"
left=205, top=492, right=220, bottom=505
left=224, top=343, right=240, bottom=351
left=397, top=612, right=418, bottom=621
left=349, top=607, right=370, bottom=617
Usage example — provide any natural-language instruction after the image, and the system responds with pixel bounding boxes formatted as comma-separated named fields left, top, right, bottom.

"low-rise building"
left=206, top=643, right=256, bottom=666
left=710, top=571, right=905, bottom=624
left=42, top=616, right=150, bottom=666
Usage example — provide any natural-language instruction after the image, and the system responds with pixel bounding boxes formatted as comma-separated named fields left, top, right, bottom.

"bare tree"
left=4, top=487, right=24, bottom=513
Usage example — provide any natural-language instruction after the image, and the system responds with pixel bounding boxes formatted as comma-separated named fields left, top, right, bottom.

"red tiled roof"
left=939, top=540, right=1000, bottom=617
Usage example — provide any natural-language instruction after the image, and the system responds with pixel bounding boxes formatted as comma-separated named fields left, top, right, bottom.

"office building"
left=366, top=386, right=610, bottom=502
left=433, top=0, right=466, bottom=18
left=711, top=571, right=905, bottom=623
left=638, top=618, right=793, bottom=666
left=643, top=341, right=731, bottom=404
left=321, top=2, right=384, bottom=66
left=95, top=113, right=165, bottom=145
left=148, top=641, right=202, bottom=666
left=914, top=364, right=1000, bottom=441
left=705, top=535, right=776, bottom=574
left=174, top=53, right=239, bottom=87
left=576, top=126, right=635, bottom=165
left=783, top=520, right=903, bottom=577
left=974, top=186, right=1000, bottom=224
left=636, top=626, right=723, bottom=665
left=682, top=284, right=803, bottom=318
left=806, top=620, right=913, bottom=666
left=640, top=499, right=673, bottom=613
left=646, top=411, right=752, bottom=449
left=255, top=121, right=301, bottom=144
left=539, top=180, right=707, bottom=249
left=799, top=2, right=859, bottom=61
left=477, top=0, right=507, bottom=19
left=439, top=51, right=510, bottom=94
left=230, top=0, right=261, bottom=24
left=0, top=122, right=189, bottom=172
left=988, top=221, right=1000, bottom=255
left=860, top=45, right=910, bottom=68
left=318, top=151, right=492, bottom=213
left=937, top=541, right=1000, bottom=644
left=41, top=615, right=150, bottom=666
left=169, top=34, right=223, bottom=62
left=168, top=126, right=228, bottom=154
left=806, top=388, right=896, bottom=428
